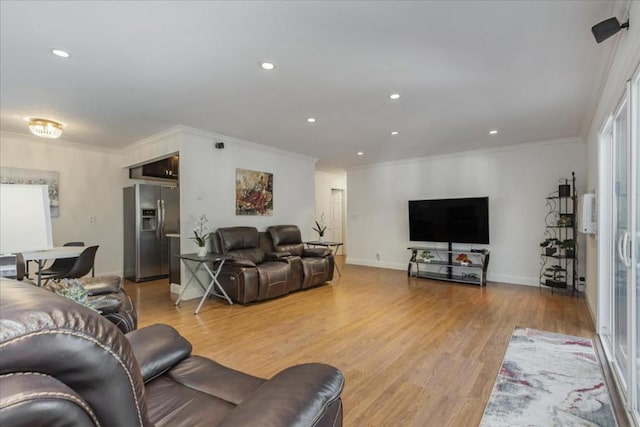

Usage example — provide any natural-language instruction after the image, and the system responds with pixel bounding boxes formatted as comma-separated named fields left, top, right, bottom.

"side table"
left=304, top=241, right=343, bottom=277
left=174, top=252, right=233, bottom=314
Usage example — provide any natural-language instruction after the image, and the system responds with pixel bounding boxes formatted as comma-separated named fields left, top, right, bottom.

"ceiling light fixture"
left=52, top=49, right=70, bottom=58
left=307, top=117, right=316, bottom=123
left=489, top=129, right=498, bottom=135
left=389, top=93, right=400, bottom=100
left=260, top=62, right=275, bottom=70
left=357, top=152, right=364, bottom=156
left=26, top=118, right=65, bottom=139
left=390, top=131, right=399, bottom=135
left=591, top=17, right=629, bottom=44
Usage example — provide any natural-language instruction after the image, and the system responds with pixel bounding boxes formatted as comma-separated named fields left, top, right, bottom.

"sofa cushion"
left=217, top=227, right=260, bottom=252
left=268, top=225, right=304, bottom=256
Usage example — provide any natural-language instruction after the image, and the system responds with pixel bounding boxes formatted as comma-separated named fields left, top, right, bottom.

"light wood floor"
left=124, top=256, right=595, bottom=426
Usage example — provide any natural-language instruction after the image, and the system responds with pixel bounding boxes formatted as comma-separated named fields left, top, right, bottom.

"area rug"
left=480, top=327, right=616, bottom=427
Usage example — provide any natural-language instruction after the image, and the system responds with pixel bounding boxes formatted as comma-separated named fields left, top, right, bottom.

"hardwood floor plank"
left=124, top=256, right=597, bottom=426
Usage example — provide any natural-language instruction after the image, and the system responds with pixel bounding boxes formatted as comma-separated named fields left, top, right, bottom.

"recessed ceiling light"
left=389, top=93, right=400, bottom=100
left=390, top=131, right=399, bottom=135
left=52, top=49, right=70, bottom=58
left=307, top=117, right=316, bottom=123
left=489, top=129, right=498, bottom=135
left=260, top=62, right=275, bottom=70
left=357, top=152, right=364, bottom=156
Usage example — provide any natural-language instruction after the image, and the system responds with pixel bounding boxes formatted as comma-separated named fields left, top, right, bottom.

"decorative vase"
left=319, top=235, right=325, bottom=243
left=197, top=246, right=207, bottom=257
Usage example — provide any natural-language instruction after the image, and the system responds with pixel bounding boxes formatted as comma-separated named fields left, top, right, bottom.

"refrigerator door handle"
left=156, top=199, right=162, bottom=240
left=161, top=199, right=166, bottom=238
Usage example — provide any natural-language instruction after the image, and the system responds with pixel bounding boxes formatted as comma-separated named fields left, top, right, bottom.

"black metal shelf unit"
left=539, top=172, right=578, bottom=295
left=407, top=245, right=490, bottom=286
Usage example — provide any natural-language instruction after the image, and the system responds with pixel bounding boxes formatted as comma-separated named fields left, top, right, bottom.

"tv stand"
left=407, top=244, right=490, bottom=287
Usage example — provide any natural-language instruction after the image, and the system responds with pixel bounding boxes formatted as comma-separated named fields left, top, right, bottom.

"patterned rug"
left=480, top=327, right=616, bottom=426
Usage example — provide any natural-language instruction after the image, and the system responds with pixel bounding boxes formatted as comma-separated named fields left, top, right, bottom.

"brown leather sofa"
left=214, top=226, right=334, bottom=304
left=214, top=226, right=302, bottom=303
left=0, top=279, right=345, bottom=426
left=16, top=254, right=137, bottom=334
left=67, top=275, right=137, bottom=334
left=267, top=225, right=334, bottom=287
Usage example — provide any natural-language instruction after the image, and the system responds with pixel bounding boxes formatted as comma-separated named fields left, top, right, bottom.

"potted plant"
left=190, top=214, right=212, bottom=257
left=421, top=250, right=434, bottom=263
left=540, top=238, right=559, bottom=256
left=312, top=213, right=328, bottom=242
left=560, top=239, right=575, bottom=258
left=557, top=215, right=573, bottom=227
left=543, top=265, right=566, bottom=288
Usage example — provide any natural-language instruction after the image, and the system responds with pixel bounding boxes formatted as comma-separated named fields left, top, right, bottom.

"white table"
left=174, top=253, right=233, bottom=314
left=22, top=246, right=85, bottom=286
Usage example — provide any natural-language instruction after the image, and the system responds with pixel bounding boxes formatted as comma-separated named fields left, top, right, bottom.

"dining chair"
left=38, top=241, right=85, bottom=278
left=43, top=245, right=99, bottom=284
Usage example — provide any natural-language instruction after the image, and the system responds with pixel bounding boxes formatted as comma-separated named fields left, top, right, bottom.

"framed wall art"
left=236, top=168, right=273, bottom=216
left=0, top=167, right=60, bottom=217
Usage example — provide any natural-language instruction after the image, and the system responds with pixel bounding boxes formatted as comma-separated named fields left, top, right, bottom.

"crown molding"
left=173, top=125, right=318, bottom=163
left=346, top=137, right=584, bottom=172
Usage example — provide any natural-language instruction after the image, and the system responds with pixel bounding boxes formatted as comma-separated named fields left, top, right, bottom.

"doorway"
left=330, top=189, right=345, bottom=255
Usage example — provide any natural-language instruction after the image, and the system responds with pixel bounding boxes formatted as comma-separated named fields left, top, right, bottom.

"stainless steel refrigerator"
left=123, top=184, right=179, bottom=282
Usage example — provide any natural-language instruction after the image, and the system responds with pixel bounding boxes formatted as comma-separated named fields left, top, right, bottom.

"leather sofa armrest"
left=265, top=251, right=292, bottom=260
left=303, top=248, right=332, bottom=258
left=126, top=324, right=192, bottom=383
left=227, top=259, right=257, bottom=268
left=0, top=372, right=99, bottom=426
left=218, top=363, right=344, bottom=427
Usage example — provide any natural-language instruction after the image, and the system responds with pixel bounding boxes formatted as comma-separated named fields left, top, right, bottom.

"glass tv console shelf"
left=407, top=245, right=490, bottom=287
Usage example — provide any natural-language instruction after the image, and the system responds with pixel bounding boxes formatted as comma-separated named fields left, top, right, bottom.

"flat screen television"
left=408, top=197, right=489, bottom=244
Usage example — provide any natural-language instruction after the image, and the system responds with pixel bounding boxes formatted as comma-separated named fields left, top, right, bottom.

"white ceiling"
left=0, top=1, right=616, bottom=169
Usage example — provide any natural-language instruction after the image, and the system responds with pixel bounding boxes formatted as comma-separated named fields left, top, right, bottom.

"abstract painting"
left=236, top=168, right=273, bottom=216
left=0, top=167, right=60, bottom=217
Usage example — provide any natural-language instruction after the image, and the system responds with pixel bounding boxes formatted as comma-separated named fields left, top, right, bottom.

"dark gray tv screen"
left=408, top=197, right=489, bottom=244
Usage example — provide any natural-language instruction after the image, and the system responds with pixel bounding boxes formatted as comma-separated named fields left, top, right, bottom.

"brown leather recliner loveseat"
left=0, top=279, right=345, bottom=426
left=214, top=226, right=334, bottom=304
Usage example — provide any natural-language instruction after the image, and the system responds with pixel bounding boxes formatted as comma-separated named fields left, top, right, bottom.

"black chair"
left=43, top=245, right=99, bottom=284
left=39, top=241, right=85, bottom=278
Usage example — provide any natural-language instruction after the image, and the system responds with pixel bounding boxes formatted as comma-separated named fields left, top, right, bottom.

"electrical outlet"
left=376, top=252, right=381, bottom=260
left=89, top=215, right=97, bottom=223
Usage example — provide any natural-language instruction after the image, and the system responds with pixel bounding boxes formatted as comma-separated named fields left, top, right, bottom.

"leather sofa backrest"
left=0, top=279, right=150, bottom=426
left=268, top=225, right=304, bottom=257
left=217, top=226, right=265, bottom=264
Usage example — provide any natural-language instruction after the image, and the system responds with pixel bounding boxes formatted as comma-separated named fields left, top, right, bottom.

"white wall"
left=346, top=138, right=587, bottom=286
left=315, top=170, right=347, bottom=252
left=585, top=1, right=640, bottom=322
left=0, top=131, right=124, bottom=275
left=179, top=127, right=316, bottom=239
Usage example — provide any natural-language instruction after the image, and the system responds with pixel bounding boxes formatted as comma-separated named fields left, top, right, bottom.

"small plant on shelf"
left=560, top=239, right=575, bottom=258
left=543, top=265, right=566, bottom=288
left=421, top=250, right=434, bottom=263
left=539, top=238, right=559, bottom=256
left=557, top=215, right=573, bottom=227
